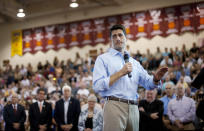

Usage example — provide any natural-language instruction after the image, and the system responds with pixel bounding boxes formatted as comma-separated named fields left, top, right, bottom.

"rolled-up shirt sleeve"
left=137, top=62, right=161, bottom=90
left=93, top=56, right=110, bottom=93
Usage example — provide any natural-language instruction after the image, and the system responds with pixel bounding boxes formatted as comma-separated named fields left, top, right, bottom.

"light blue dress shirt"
left=93, top=48, right=161, bottom=101
left=160, top=94, right=176, bottom=115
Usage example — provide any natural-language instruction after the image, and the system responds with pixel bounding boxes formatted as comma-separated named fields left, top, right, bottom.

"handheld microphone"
left=124, top=52, right=132, bottom=78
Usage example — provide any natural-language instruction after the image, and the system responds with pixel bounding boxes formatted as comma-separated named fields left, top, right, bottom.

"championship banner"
left=148, top=9, right=164, bottom=38
left=195, top=2, right=204, bottom=32
left=44, top=25, right=57, bottom=51
left=163, top=7, right=180, bottom=36
left=179, top=5, right=195, bottom=33
left=80, top=20, right=94, bottom=47
left=121, top=13, right=136, bottom=40
left=135, top=11, right=149, bottom=38
left=32, top=27, right=45, bottom=53
left=11, top=30, right=23, bottom=57
left=68, top=23, right=80, bottom=48
left=93, top=18, right=108, bottom=44
left=21, top=2, right=204, bottom=55
left=23, top=29, right=33, bottom=54
left=56, top=24, right=68, bottom=50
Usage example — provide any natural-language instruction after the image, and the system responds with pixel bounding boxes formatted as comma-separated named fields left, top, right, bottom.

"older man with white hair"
left=54, top=84, right=81, bottom=131
left=168, top=83, right=196, bottom=131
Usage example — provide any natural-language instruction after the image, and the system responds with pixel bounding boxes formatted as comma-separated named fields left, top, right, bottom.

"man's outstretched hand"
left=152, top=66, right=168, bottom=82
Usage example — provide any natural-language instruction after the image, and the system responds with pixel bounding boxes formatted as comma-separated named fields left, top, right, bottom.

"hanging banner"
left=195, top=3, right=204, bottom=32
left=32, top=27, right=45, bottom=53
left=93, top=18, right=108, bottom=44
left=23, top=29, right=33, bottom=54
left=148, top=9, right=164, bottom=38
left=179, top=5, right=195, bottom=33
left=121, top=13, right=136, bottom=40
left=21, top=2, right=204, bottom=55
left=80, top=20, right=94, bottom=46
left=44, top=25, right=56, bottom=51
left=135, top=11, right=149, bottom=38
left=68, top=23, right=81, bottom=47
left=56, top=24, right=68, bottom=50
left=11, top=30, right=23, bottom=57
left=163, top=7, right=180, bottom=35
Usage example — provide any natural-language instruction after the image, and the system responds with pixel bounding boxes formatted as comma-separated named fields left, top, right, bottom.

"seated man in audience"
left=160, top=83, right=176, bottom=130
left=168, top=83, right=196, bottom=131
left=139, top=89, right=165, bottom=131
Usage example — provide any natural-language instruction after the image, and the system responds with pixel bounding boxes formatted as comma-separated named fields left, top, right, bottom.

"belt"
left=182, top=122, right=193, bottom=125
left=107, top=96, right=138, bottom=105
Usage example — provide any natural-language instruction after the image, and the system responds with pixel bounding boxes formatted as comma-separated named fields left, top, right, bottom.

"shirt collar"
left=176, top=95, right=184, bottom=100
left=108, top=48, right=130, bottom=57
left=12, top=104, right=17, bottom=107
left=64, top=97, right=70, bottom=102
left=38, top=101, right=44, bottom=105
left=167, top=94, right=176, bottom=99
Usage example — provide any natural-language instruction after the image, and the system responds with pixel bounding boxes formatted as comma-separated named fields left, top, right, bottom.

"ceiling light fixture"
left=17, top=8, right=25, bottom=18
left=70, top=0, right=79, bottom=8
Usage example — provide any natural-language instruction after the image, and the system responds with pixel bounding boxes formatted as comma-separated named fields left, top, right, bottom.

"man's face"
left=111, top=29, right=126, bottom=52
left=38, top=91, right=45, bottom=101
left=177, top=86, right=184, bottom=97
left=12, top=95, right=18, bottom=104
left=165, top=84, right=173, bottom=97
left=64, top=89, right=71, bottom=99
left=146, top=90, right=155, bottom=103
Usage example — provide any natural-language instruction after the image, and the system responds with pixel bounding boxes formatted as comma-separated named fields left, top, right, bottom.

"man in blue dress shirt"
left=93, top=24, right=168, bottom=131
left=160, top=83, right=176, bottom=130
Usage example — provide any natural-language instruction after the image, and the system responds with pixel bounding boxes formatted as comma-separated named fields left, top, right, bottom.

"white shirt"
left=12, top=104, right=18, bottom=110
left=64, top=98, right=70, bottom=124
left=77, top=89, right=89, bottom=97
left=38, top=101, right=44, bottom=111
left=21, top=79, right=30, bottom=87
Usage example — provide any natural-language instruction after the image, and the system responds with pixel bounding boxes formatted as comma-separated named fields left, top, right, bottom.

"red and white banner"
left=23, top=29, right=33, bottom=54
left=121, top=14, right=136, bottom=40
left=56, top=24, right=68, bottom=50
left=135, top=11, right=149, bottom=38
left=22, top=2, right=204, bottom=55
left=163, top=7, right=180, bottom=36
left=80, top=20, right=94, bottom=46
left=93, top=18, right=108, bottom=44
left=44, top=25, right=56, bottom=51
left=195, top=3, right=204, bottom=31
left=179, top=5, right=195, bottom=33
left=68, top=23, right=81, bottom=48
left=148, top=9, right=164, bottom=38
left=32, top=27, right=45, bottom=53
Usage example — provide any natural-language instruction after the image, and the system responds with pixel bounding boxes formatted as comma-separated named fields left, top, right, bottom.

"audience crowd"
left=0, top=43, right=203, bottom=131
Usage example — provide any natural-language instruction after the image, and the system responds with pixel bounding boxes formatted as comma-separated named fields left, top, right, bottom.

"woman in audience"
left=78, top=95, right=103, bottom=131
